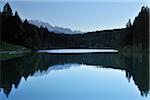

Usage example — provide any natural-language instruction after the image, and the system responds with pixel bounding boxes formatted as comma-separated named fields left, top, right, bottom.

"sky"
left=0, top=0, right=149, bottom=32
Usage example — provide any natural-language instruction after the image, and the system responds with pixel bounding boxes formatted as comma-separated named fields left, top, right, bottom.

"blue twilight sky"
left=0, top=0, right=149, bottom=32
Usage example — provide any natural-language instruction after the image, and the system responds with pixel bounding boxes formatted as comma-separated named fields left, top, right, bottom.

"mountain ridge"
left=28, top=20, right=83, bottom=34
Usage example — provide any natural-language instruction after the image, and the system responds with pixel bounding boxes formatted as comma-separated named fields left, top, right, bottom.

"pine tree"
left=3, top=3, right=13, bottom=16
left=24, top=19, right=28, bottom=25
left=14, top=11, right=22, bottom=23
left=126, top=19, right=132, bottom=28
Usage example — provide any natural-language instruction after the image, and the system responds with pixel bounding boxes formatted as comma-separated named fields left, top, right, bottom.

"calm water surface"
left=38, top=49, right=118, bottom=53
left=0, top=49, right=149, bottom=100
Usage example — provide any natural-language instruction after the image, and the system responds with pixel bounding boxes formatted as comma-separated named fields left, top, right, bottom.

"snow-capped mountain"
left=28, top=20, right=82, bottom=34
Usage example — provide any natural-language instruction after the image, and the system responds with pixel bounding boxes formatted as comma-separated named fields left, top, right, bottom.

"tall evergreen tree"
left=126, top=19, right=132, bottom=28
left=24, top=19, right=29, bottom=25
left=14, top=11, right=22, bottom=23
left=3, top=3, right=13, bottom=16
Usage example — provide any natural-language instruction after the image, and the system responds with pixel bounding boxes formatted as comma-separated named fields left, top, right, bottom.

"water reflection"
left=0, top=52, right=149, bottom=98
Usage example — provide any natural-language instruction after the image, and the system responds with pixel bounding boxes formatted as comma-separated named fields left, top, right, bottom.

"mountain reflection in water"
left=0, top=51, right=149, bottom=99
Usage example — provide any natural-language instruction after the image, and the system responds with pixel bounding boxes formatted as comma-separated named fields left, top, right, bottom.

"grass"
left=0, top=41, right=31, bottom=61
left=0, top=42, right=29, bottom=51
left=0, top=53, right=27, bottom=61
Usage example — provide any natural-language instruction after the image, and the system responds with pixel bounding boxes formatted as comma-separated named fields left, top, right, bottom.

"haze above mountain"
left=28, top=20, right=83, bottom=35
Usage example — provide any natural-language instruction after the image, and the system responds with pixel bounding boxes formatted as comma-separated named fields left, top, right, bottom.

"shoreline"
left=0, top=50, right=31, bottom=55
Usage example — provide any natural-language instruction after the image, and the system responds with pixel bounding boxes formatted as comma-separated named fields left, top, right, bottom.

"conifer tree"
left=3, top=3, right=13, bottom=16
left=126, top=19, right=132, bottom=28
left=14, top=11, right=22, bottom=23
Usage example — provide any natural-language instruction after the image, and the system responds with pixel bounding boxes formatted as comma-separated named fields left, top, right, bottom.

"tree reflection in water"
left=0, top=51, right=149, bottom=97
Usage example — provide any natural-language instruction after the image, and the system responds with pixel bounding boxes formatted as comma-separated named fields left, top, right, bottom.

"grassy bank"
left=0, top=41, right=31, bottom=61
left=0, top=42, right=30, bottom=51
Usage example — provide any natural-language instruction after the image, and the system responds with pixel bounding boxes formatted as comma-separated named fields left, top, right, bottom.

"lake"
left=38, top=49, right=118, bottom=54
left=0, top=49, right=149, bottom=100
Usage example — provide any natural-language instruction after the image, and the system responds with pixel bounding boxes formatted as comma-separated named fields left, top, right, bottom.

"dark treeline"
left=132, top=7, right=149, bottom=51
left=0, top=3, right=149, bottom=51
left=1, top=3, right=49, bottom=49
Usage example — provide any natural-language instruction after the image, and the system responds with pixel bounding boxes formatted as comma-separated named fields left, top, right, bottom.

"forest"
left=0, top=3, right=149, bottom=98
left=0, top=3, right=149, bottom=52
